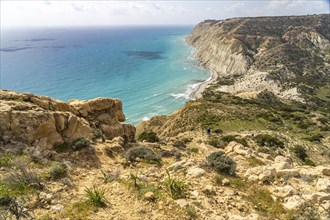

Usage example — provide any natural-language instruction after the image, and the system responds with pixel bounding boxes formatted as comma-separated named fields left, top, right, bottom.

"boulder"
left=186, top=167, right=205, bottom=178
left=316, top=178, right=330, bottom=192
left=283, top=195, right=305, bottom=210
left=272, top=185, right=294, bottom=198
left=0, top=90, right=136, bottom=151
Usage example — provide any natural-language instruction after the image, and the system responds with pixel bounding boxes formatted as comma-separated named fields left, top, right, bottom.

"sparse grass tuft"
left=214, top=175, right=224, bottom=186
left=85, top=186, right=108, bottom=208
left=164, top=170, right=186, bottom=199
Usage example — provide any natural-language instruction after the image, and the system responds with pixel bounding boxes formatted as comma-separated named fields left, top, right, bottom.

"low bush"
left=92, top=128, right=103, bottom=140
left=206, top=151, right=236, bottom=175
left=125, top=146, right=161, bottom=164
left=72, top=137, right=91, bottom=151
left=138, top=131, right=159, bottom=143
left=186, top=205, right=197, bottom=219
left=160, top=149, right=182, bottom=160
left=254, top=134, right=284, bottom=148
left=221, top=135, right=248, bottom=147
left=208, top=138, right=225, bottom=148
left=172, top=140, right=186, bottom=148
left=49, top=162, right=67, bottom=180
left=292, top=145, right=308, bottom=161
left=305, top=133, right=323, bottom=143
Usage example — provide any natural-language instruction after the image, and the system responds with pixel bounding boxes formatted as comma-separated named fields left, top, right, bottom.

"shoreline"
left=191, top=69, right=218, bottom=100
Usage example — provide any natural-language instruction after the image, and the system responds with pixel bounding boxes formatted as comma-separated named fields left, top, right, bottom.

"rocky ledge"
left=0, top=90, right=135, bottom=155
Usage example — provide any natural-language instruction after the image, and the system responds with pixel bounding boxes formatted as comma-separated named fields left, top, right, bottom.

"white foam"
left=142, top=116, right=150, bottom=121
left=170, top=81, right=203, bottom=100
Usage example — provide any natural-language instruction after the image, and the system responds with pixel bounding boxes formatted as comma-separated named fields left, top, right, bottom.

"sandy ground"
left=192, top=69, right=218, bottom=99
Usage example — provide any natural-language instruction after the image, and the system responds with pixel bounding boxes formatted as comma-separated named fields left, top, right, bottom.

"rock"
left=144, top=192, right=156, bottom=201
left=138, top=175, right=148, bottom=182
left=186, top=167, right=205, bottom=177
left=276, top=169, right=300, bottom=178
left=51, top=204, right=64, bottom=212
left=316, top=178, right=330, bottom=192
left=272, top=185, right=294, bottom=198
left=316, top=166, right=330, bottom=176
left=258, top=153, right=273, bottom=160
left=274, top=156, right=291, bottom=164
left=304, top=192, right=330, bottom=203
left=259, top=168, right=276, bottom=181
left=273, top=162, right=292, bottom=170
left=222, top=178, right=230, bottom=186
left=175, top=199, right=188, bottom=208
left=283, top=195, right=305, bottom=210
left=0, top=90, right=136, bottom=152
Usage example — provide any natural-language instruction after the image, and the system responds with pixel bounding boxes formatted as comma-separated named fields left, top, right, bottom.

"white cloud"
left=1, top=1, right=329, bottom=28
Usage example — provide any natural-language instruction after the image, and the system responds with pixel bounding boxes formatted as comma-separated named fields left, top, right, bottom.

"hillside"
left=1, top=14, right=330, bottom=220
left=186, top=14, right=330, bottom=104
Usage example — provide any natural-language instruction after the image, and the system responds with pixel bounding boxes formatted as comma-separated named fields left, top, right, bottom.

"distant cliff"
left=187, top=14, right=330, bottom=101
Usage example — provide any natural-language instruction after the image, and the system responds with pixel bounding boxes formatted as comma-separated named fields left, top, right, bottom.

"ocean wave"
left=170, top=82, right=203, bottom=100
left=144, top=93, right=160, bottom=100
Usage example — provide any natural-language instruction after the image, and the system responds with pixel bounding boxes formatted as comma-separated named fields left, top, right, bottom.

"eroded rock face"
left=0, top=90, right=135, bottom=151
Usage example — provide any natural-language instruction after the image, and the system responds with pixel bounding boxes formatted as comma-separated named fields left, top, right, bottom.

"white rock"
left=51, top=204, right=64, bottom=212
left=283, top=195, right=305, bottom=210
left=186, top=167, right=205, bottom=178
left=276, top=169, right=300, bottom=178
left=316, top=178, right=330, bottom=192
left=190, top=190, right=199, bottom=198
left=273, top=162, right=292, bottom=170
left=222, top=178, right=230, bottom=186
left=167, top=160, right=187, bottom=171
left=274, top=156, right=291, bottom=164
left=258, top=168, right=276, bottom=181
left=306, top=192, right=330, bottom=203
left=175, top=199, right=188, bottom=208
left=272, top=185, right=294, bottom=198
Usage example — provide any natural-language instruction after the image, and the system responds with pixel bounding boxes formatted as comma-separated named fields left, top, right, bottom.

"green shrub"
left=254, top=134, right=284, bottom=148
left=305, top=133, right=323, bottom=142
left=164, top=170, right=186, bottom=199
left=186, top=205, right=197, bottom=219
left=85, top=186, right=108, bottom=207
left=53, top=143, right=70, bottom=153
left=292, top=145, right=308, bottom=161
left=214, top=175, right=224, bottom=186
left=208, top=138, right=225, bottom=148
left=92, top=128, right=103, bottom=140
left=172, top=140, right=186, bottom=148
left=0, top=153, right=14, bottom=168
left=49, top=162, right=67, bottom=180
left=221, top=135, right=248, bottom=147
left=190, top=148, right=199, bottom=153
left=72, top=137, right=91, bottom=151
left=138, top=131, right=159, bottom=143
left=206, top=151, right=236, bottom=175
left=125, top=146, right=161, bottom=164
left=160, top=149, right=182, bottom=160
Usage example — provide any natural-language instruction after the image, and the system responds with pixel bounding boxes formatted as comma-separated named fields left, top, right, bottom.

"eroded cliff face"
left=187, top=14, right=330, bottom=101
left=0, top=90, right=135, bottom=152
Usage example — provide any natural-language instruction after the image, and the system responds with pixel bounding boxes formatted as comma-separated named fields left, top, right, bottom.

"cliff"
left=0, top=90, right=135, bottom=155
left=187, top=14, right=330, bottom=101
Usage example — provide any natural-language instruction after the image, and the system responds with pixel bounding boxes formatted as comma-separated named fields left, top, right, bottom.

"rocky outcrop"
left=0, top=90, right=135, bottom=152
left=187, top=14, right=330, bottom=101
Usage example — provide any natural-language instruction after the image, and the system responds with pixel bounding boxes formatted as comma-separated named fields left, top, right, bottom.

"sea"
left=0, top=26, right=210, bottom=124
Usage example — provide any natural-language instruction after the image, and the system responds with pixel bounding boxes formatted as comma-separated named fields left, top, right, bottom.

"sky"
left=1, top=0, right=329, bottom=27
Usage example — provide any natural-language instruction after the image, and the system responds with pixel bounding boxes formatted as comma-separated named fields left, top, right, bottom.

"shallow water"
left=1, top=26, right=210, bottom=124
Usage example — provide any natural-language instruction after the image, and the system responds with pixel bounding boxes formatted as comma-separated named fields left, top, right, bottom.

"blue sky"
left=1, top=0, right=329, bottom=27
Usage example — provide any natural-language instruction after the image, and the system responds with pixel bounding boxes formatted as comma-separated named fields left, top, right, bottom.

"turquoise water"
left=0, top=27, right=210, bottom=124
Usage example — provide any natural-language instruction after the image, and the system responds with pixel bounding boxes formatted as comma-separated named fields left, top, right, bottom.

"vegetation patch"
left=138, top=131, right=160, bottom=143
left=49, top=162, right=68, bottom=180
left=164, top=170, right=186, bottom=199
left=206, top=151, right=236, bottom=175
left=72, top=137, right=91, bottom=151
left=125, top=146, right=161, bottom=165
left=254, top=134, right=284, bottom=148
left=85, top=186, right=108, bottom=208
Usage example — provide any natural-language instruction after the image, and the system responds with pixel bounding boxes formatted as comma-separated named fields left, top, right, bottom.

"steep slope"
left=187, top=14, right=330, bottom=102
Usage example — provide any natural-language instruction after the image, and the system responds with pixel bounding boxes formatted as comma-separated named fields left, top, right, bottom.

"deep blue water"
left=0, top=26, right=210, bottom=124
